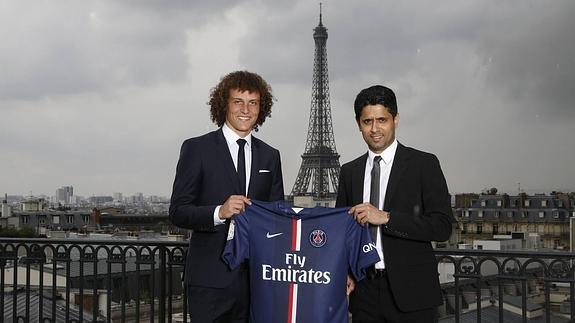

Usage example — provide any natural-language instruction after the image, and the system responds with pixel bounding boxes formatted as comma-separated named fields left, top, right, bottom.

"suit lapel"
left=214, top=129, right=241, bottom=194
left=247, top=137, right=260, bottom=197
left=383, top=143, right=409, bottom=210
left=352, top=154, right=368, bottom=205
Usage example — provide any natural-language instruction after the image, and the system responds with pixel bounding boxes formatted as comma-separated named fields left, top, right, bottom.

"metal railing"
left=435, top=248, right=575, bottom=323
left=2, top=238, right=574, bottom=323
left=0, top=237, right=187, bottom=323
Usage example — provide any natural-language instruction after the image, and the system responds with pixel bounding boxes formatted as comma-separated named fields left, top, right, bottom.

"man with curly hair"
left=170, top=71, right=284, bottom=322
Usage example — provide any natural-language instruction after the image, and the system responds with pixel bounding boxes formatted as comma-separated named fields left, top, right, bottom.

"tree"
left=0, top=226, right=39, bottom=238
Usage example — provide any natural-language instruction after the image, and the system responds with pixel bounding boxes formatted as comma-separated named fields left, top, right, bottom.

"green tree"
left=0, top=225, right=39, bottom=238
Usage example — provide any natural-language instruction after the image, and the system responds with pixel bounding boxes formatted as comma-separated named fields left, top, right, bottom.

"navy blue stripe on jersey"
left=222, top=200, right=380, bottom=323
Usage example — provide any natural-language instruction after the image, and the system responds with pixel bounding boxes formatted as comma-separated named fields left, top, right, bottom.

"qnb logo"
left=362, top=242, right=376, bottom=253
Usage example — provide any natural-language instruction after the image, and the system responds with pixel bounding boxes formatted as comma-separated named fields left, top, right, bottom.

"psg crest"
left=309, top=229, right=327, bottom=248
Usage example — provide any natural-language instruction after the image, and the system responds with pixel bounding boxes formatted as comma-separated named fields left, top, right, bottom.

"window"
left=21, top=215, right=29, bottom=224
left=493, top=224, right=499, bottom=234
left=477, top=224, right=483, bottom=234
left=52, top=215, right=60, bottom=224
left=462, top=224, right=468, bottom=233
left=511, top=200, right=517, bottom=207
left=38, top=215, right=46, bottom=224
left=83, top=215, right=90, bottom=224
left=507, top=211, right=514, bottom=218
left=539, top=211, right=545, bottom=218
left=465, top=211, right=470, bottom=217
left=522, top=211, right=529, bottom=218
left=537, top=224, right=545, bottom=233
left=67, top=215, right=74, bottom=224
left=478, top=211, right=483, bottom=218
left=541, top=200, right=548, bottom=207
left=524, top=200, right=531, bottom=207
left=494, top=211, right=500, bottom=218
left=481, top=200, right=486, bottom=207
left=553, top=211, right=560, bottom=219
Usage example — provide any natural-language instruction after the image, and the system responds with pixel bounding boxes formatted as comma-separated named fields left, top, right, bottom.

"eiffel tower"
left=291, top=6, right=340, bottom=206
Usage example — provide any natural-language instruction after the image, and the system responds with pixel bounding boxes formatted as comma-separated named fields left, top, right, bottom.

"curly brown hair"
left=208, top=71, right=275, bottom=132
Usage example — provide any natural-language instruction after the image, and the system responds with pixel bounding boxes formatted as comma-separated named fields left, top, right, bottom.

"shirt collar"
left=222, top=123, right=252, bottom=147
left=367, top=139, right=398, bottom=166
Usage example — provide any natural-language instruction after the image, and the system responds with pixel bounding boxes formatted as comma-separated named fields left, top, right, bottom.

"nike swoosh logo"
left=266, top=232, right=283, bottom=238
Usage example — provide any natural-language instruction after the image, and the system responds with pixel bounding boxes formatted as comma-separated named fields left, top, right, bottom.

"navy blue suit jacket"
left=336, top=143, right=453, bottom=312
left=169, top=128, right=284, bottom=287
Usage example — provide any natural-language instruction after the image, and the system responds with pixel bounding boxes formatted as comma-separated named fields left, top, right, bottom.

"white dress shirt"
left=362, top=139, right=398, bottom=268
left=213, top=123, right=252, bottom=225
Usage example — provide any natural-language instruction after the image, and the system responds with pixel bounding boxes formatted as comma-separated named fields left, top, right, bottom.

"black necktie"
left=237, top=139, right=247, bottom=195
left=369, top=156, right=382, bottom=242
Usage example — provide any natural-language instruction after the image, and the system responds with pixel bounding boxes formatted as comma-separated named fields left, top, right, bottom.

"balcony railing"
left=1, top=238, right=574, bottom=322
left=0, top=237, right=188, bottom=323
left=435, top=249, right=575, bottom=323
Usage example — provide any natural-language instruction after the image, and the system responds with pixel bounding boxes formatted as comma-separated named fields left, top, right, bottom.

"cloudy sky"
left=1, top=0, right=574, bottom=198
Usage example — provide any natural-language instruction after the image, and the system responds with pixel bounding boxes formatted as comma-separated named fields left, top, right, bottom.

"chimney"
left=2, top=193, right=12, bottom=218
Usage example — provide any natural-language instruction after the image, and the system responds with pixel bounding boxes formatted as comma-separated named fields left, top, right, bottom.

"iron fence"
left=0, top=237, right=187, bottom=323
left=2, top=238, right=574, bottom=322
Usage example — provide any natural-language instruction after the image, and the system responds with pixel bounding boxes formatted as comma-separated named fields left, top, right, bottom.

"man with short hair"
left=336, top=85, right=453, bottom=323
left=170, top=71, right=284, bottom=323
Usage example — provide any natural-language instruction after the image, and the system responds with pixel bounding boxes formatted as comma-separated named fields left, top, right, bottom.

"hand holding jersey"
left=223, top=200, right=380, bottom=323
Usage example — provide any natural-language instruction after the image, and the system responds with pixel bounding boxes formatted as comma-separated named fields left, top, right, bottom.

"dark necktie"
left=237, top=139, right=247, bottom=195
left=369, top=156, right=382, bottom=242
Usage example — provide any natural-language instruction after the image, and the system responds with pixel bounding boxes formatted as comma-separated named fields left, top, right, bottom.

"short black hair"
left=353, top=85, right=398, bottom=120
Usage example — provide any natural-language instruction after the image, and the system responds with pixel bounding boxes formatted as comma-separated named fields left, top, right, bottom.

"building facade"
left=455, top=192, right=575, bottom=249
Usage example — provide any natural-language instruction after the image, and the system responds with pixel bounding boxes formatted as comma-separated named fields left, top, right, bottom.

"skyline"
left=1, top=1, right=574, bottom=197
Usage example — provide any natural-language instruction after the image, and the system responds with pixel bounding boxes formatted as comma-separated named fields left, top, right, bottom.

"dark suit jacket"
left=336, top=143, right=452, bottom=312
left=169, top=128, right=284, bottom=288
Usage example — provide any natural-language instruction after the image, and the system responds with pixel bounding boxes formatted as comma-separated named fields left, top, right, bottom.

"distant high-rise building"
left=88, top=196, right=114, bottom=204
left=1, top=193, right=12, bottom=218
left=133, top=192, right=144, bottom=204
left=148, top=195, right=162, bottom=203
left=55, top=185, right=74, bottom=204
left=55, top=188, right=65, bottom=203
left=69, top=195, right=83, bottom=205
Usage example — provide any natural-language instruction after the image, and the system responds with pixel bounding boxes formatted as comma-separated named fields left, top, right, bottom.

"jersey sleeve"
left=222, top=211, right=250, bottom=270
left=346, top=216, right=381, bottom=281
